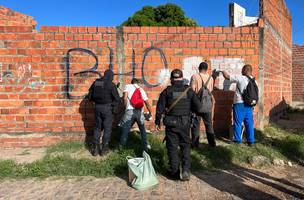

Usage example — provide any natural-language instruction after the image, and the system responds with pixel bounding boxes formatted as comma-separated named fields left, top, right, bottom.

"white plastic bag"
left=126, top=151, right=158, bottom=190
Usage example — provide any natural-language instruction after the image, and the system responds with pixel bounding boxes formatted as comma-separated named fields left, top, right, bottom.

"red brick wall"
left=0, top=0, right=294, bottom=147
left=292, top=45, right=304, bottom=101
left=260, top=0, right=292, bottom=122
left=0, top=24, right=260, bottom=147
left=0, top=6, right=36, bottom=27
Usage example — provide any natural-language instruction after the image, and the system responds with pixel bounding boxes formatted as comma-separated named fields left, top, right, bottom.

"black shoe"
left=191, top=142, right=203, bottom=149
left=181, top=170, right=190, bottom=181
left=100, top=144, right=110, bottom=156
left=228, top=141, right=241, bottom=145
left=118, top=144, right=125, bottom=151
left=92, top=144, right=100, bottom=156
left=209, top=142, right=216, bottom=147
left=247, top=142, right=254, bottom=147
left=166, top=170, right=180, bottom=180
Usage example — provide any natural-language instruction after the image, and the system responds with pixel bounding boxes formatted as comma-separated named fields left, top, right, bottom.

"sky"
left=1, top=0, right=303, bottom=44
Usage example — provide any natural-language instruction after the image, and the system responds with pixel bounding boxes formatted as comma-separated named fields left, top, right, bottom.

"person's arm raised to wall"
left=221, top=71, right=230, bottom=80
left=190, top=75, right=197, bottom=92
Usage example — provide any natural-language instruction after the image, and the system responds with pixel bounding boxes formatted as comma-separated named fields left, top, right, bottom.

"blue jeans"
left=119, top=109, right=148, bottom=148
left=233, top=103, right=255, bottom=143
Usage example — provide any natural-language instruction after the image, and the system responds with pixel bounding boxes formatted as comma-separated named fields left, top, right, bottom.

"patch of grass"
left=0, top=160, right=16, bottom=177
left=0, top=123, right=304, bottom=179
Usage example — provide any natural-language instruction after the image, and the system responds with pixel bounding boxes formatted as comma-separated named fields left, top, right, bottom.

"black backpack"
left=197, top=74, right=213, bottom=113
left=239, top=76, right=259, bottom=107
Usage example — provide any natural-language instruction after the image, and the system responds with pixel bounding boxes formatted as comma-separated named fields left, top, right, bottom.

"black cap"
left=170, top=69, right=183, bottom=79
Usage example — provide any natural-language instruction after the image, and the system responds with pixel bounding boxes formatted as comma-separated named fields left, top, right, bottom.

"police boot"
left=166, top=169, right=180, bottom=181
left=181, top=170, right=190, bottom=181
left=100, top=143, right=110, bottom=156
left=92, top=144, right=100, bottom=157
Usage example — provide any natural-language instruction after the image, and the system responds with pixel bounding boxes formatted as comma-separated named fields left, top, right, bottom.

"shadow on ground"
left=191, top=144, right=304, bottom=199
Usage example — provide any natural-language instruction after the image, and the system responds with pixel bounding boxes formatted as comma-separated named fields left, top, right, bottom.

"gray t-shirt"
left=230, top=75, right=251, bottom=104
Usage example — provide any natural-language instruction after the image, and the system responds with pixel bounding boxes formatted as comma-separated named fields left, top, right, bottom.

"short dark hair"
left=243, top=64, right=252, bottom=72
left=131, top=78, right=140, bottom=84
left=199, top=62, right=208, bottom=71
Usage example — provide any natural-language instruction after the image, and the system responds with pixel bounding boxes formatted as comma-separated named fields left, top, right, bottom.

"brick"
left=78, top=26, right=87, bottom=33
left=92, top=34, right=102, bottom=40
left=218, top=34, right=227, bottom=41
left=69, top=26, right=78, bottom=33
left=191, top=34, right=199, bottom=41
left=34, top=33, right=45, bottom=40
left=195, top=27, right=204, bottom=33
left=206, top=42, right=214, bottom=48
left=65, top=34, right=74, bottom=40
left=209, top=49, right=218, bottom=55
left=185, top=27, right=195, bottom=33
left=232, top=42, right=241, bottom=48
left=223, top=27, right=232, bottom=33
left=214, top=42, right=223, bottom=48
left=214, top=27, right=222, bottom=33
left=204, top=27, right=213, bottom=33
left=158, top=27, right=168, bottom=33
left=16, top=33, right=34, bottom=40
left=246, top=49, right=255, bottom=55
left=4, top=26, right=33, bottom=33
left=168, top=27, right=176, bottom=33
left=87, top=26, right=97, bottom=33
left=48, top=26, right=59, bottom=32
left=182, top=34, right=191, bottom=41
left=141, top=27, right=150, bottom=33
left=241, top=27, right=250, bottom=33
left=83, top=34, right=93, bottom=40
left=58, top=26, right=68, bottom=32
left=150, top=27, right=158, bottom=33
left=131, top=27, right=140, bottom=32
left=208, top=34, right=217, bottom=40
left=219, top=48, right=227, bottom=55
left=54, top=34, right=64, bottom=40
left=147, top=34, right=156, bottom=41
left=199, top=34, right=208, bottom=41
left=74, top=34, right=83, bottom=40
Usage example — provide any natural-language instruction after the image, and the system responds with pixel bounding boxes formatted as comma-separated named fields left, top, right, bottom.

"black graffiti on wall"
left=65, top=46, right=168, bottom=99
left=65, top=48, right=101, bottom=100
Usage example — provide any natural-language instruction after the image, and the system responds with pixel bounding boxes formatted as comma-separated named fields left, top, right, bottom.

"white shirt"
left=124, top=84, right=148, bottom=110
left=230, top=75, right=251, bottom=104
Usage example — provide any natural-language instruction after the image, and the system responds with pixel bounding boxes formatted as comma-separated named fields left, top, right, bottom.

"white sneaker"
left=146, top=144, right=151, bottom=150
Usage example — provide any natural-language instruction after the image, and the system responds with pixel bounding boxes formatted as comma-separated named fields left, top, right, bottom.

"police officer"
left=88, top=69, right=120, bottom=156
left=155, top=69, right=201, bottom=181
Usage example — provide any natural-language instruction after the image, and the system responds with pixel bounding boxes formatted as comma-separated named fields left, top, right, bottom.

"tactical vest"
left=92, top=79, right=113, bottom=104
left=166, top=85, right=191, bottom=116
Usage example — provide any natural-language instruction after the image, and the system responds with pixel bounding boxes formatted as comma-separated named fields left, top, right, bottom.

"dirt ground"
left=0, top=165, right=303, bottom=200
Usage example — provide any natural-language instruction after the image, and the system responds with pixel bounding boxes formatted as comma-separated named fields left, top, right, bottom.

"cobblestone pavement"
left=0, top=166, right=303, bottom=200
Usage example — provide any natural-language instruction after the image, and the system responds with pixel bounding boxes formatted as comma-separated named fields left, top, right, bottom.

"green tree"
left=122, top=3, right=198, bottom=26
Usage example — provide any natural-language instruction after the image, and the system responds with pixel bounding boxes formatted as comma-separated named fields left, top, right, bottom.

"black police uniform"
left=155, top=78, right=201, bottom=179
left=88, top=69, right=120, bottom=156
